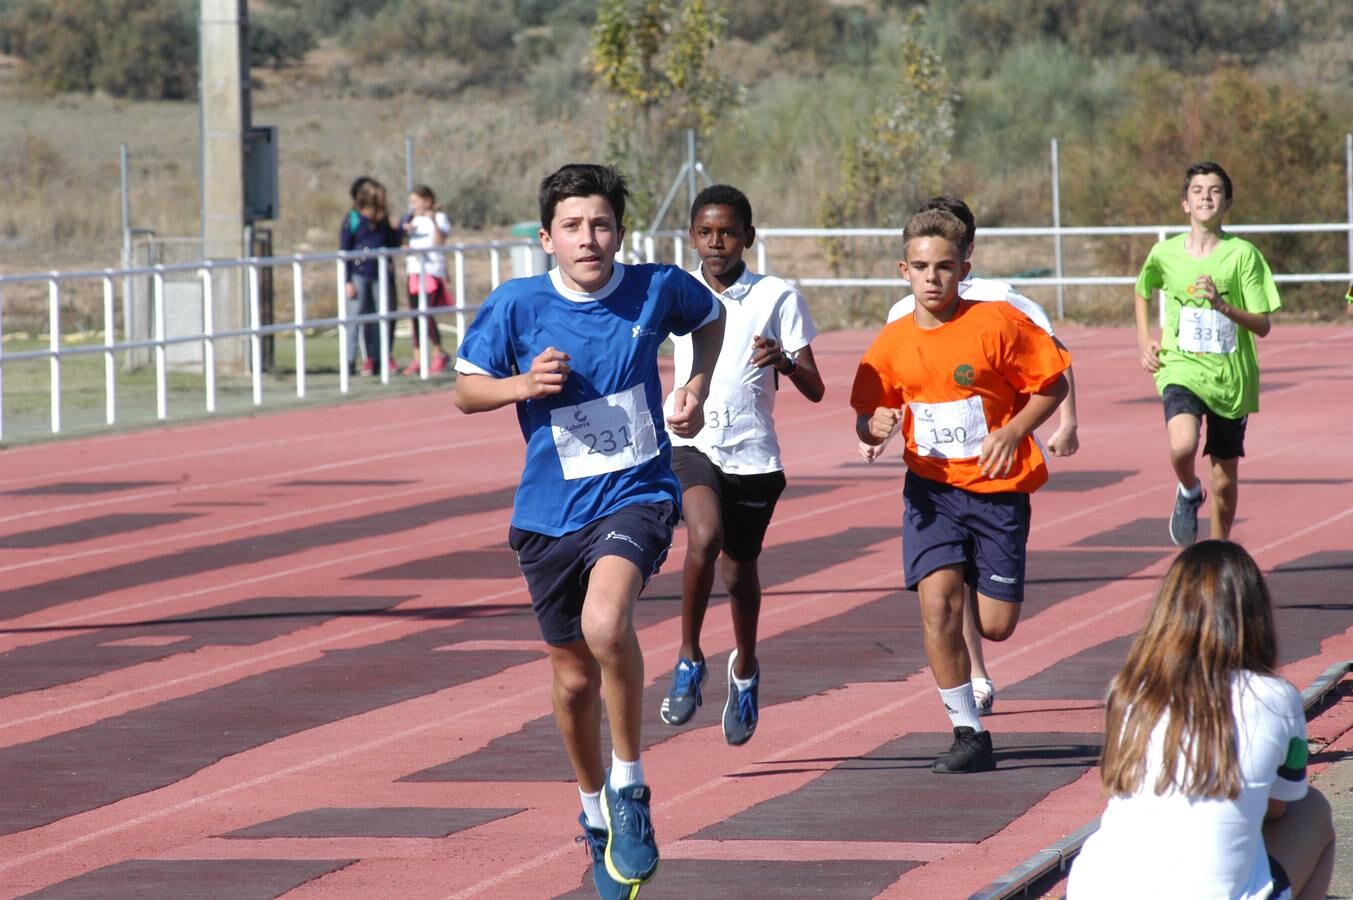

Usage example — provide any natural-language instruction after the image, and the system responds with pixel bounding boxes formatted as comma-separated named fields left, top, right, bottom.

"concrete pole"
left=200, top=0, right=249, bottom=368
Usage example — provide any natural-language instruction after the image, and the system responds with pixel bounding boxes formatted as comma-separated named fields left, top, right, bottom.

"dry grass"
left=2, top=46, right=1348, bottom=331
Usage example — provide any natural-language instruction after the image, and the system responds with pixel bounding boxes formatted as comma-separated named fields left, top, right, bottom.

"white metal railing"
left=633, top=222, right=1353, bottom=319
left=5, top=222, right=1352, bottom=442
left=0, top=240, right=537, bottom=441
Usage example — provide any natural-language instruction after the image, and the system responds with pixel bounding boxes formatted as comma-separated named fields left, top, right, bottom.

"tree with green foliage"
left=2, top=0, right=194, bottom=99
left=818, top=9, right=956, bottom=275
left=591, top=0, right=741, bottom=228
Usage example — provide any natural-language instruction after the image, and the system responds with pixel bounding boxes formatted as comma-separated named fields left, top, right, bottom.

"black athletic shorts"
left=670, top=446, right=786, bottom=563
left=1162, top=383, right=1247, bottom=460
left=508, top=501, right=676, bottom=646
left=1268, top=853, right=1292, bottom=900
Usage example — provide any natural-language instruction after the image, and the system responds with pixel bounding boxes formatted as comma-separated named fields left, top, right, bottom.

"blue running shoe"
left=722, top=649, right=759, bottom=746
left=659, top=656, right=706, bottom=725
left=577, top=814, right=640, bottom=899
left=602, top=777, right=659, bottom=885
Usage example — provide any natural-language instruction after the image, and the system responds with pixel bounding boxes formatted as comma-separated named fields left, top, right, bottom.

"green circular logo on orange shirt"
left=954, top=364, right=976, bottom=386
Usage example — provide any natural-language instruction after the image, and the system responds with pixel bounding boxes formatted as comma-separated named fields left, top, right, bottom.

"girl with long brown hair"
left=1069, top=540, right=1334, bottom=899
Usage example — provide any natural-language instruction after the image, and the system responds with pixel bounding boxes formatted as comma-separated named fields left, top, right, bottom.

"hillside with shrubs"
left=1, top=0, right=1351, bottom=320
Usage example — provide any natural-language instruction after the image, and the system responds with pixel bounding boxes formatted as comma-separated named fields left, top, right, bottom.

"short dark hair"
left=902, top=208, right=969, bottom=258
left=411, top=184, right=436, bottom=203
left=349, top=175, right=374, bottom=202
left=539, top=164, right=628, bottom=231
left=1183, top=161, right=1233, bottom=201
left=918, top=194, right=976, bottom=248
left=690, top=184, right=753, bottom=230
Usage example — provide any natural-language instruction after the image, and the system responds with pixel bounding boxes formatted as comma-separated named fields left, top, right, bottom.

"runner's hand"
left=750, top=335, right=785, bottom=370
left=666, top=386, right=703, bottom=438
left=979, top=425, right=1021, bottom=478
left=868, top=407, right=901, bottom=443
left=858, top=441, right=884, bottom=463
left=1138, top=339, right=1161, bottom=373
left=518, top=347, right=570, bottom=400
left=1047, top=424, right=1079, bottom=457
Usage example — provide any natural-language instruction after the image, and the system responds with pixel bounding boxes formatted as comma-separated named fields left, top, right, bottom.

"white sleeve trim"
left=454, top=358, right=493, bottom=376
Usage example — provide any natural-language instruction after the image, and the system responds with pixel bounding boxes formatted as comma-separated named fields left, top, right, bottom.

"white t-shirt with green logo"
left=1135, top=234, right=1280, bottom=419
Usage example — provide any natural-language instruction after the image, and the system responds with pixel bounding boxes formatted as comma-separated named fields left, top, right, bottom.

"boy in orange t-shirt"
left=851, top=208, right=1070, bottom=773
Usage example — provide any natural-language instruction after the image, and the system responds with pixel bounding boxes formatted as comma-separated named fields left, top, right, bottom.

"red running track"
left=0, top=325, right=1349, bottom=898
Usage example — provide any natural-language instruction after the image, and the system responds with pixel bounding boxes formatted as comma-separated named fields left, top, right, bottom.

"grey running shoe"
left=722, top=650, right=759, bottom=746
left=1169, top=483, right=1206, bottom=546
left=659, top=657, right=706, bottom=726
left=932, top=726, right=995, bottom=774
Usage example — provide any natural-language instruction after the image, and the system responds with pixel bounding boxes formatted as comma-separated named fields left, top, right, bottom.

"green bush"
left=2, top=0, right=194, bottom=98
left=348, top=0, right=519, bottom=73
left=250, top=11, right=317, bottom=69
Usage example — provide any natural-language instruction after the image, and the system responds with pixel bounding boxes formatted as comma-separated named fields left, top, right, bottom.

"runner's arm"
left=454, top=347, right=571, bottom=413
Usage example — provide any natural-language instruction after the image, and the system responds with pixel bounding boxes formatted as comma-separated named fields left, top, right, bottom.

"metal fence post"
left=102, top=273, right=117, bottom=425
left=377, top=254, right=391, bottom=383
left=292, top=258, right=306, bottom=398
left=48, top=276, right=62, bottom=434
left=1051, top=137, right=1065, bottom=320
left=202, top=263, right=217, bottom=413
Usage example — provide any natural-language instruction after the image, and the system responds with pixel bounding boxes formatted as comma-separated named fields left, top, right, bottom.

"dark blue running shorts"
left=901, top=470, right=1031, bottom=603
left=1162, top=383, right=1247, bottom=460
left=509, top=501, right=677, bottom=646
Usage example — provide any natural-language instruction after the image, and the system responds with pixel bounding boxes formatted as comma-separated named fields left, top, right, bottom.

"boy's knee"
left=580, top=612, right=634, bottom=662
left=686, top=520, right=722, bottom=561
left=553, top=665, right=599, bottom=706
left=919, top=592, right=964, bottom=636
left=721, top=558, right=758, bottom=596
left=980, top=619, right=1017, bottom=642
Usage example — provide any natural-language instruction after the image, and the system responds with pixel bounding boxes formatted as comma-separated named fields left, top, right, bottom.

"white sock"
left=609, top=753, right=644, bottom=791
left=579, top=787, right=605, bottom=831
left=939, top=684, right=983, bottom=732
left=1178, top=480, right=1202, bottom=499
left=729, top=649, right=758, bottom=691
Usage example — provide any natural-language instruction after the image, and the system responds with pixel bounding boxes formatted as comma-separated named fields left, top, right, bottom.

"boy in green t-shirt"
left=1134, top=161, right=1280, bottom=545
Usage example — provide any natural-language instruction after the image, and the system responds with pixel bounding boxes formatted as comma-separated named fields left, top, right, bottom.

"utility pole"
left=200, top=0, right=250, bottom=368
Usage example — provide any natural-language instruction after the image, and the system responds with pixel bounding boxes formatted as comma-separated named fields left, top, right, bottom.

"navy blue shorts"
left=670, top=446, right=787, bottom=562
left=1162, top=383, right=1247, bottom=459
left=901, top=471, right=1031, bottom=603
left=508, top=501, right=677, bottom=646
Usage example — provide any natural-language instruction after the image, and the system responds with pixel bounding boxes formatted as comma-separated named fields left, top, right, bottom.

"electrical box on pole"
left=244, top=125, right=278, bottom=222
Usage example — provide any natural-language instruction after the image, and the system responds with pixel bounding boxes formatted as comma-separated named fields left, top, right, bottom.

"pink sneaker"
left=402, top=359, right=422, bottom=376
left=360, top=359, right=375, bottom=376
left=430, top=351, right=450, bottom=373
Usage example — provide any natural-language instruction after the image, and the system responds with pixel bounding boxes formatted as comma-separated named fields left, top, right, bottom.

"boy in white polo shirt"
left=659, top=184, right=825, bottom=745
left=860, top=194, right=1080, bottom=718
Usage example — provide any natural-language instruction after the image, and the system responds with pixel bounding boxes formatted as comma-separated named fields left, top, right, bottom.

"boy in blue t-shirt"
left=454, top=164, right=724, bottom=897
